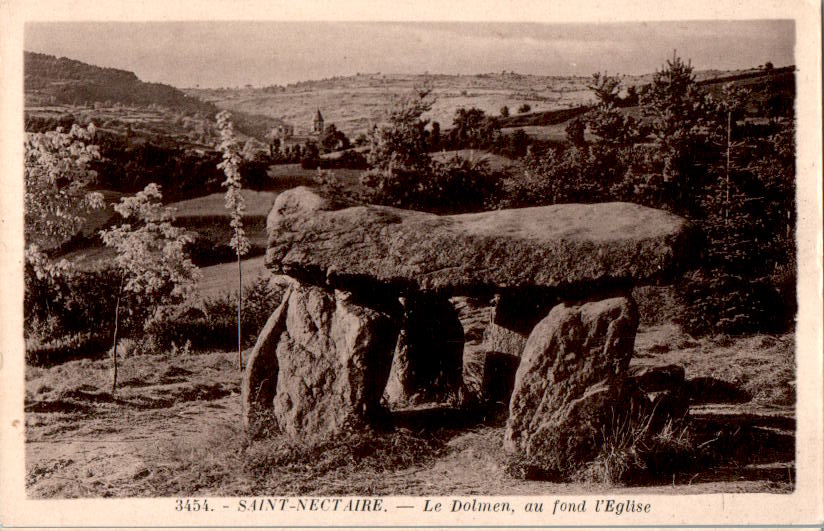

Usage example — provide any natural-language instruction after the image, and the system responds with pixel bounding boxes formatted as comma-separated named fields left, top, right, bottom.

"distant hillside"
left=24, top=52, right=281, bottom=139
left=188, top=73, right=595, bottom=136
left=188, top=66, right=794, bottom=138
left=25, top=52, right=213, bottom=114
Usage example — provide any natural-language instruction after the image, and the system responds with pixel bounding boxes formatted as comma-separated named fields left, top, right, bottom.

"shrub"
left=676, top=268, right=795, bottom=336
left=26, top=331, right=110, bottom=367
left=144, top=275, right=284, bottom=352
left=25, top=264, right=148, bottom=342
left=362, top=156, right=504, bottom=215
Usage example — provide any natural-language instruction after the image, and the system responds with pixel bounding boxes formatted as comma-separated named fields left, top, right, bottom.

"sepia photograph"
left=1, top=0, right=822, bottom=527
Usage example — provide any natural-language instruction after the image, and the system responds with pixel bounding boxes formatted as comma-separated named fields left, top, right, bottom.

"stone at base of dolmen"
left=242, top=281, right=398, bottom=441
left=504, top=296, right=639, bottom=479
left=384, top=294, right=464, bottom=407
left=483, top=291, right=559, bottom=358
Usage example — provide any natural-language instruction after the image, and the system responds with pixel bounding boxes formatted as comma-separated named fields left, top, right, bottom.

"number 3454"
left=175, top=499, right=211, bottom=511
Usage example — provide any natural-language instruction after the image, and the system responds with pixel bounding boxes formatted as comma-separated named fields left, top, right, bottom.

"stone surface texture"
left=266, top=187, right=695, bottom=295
left=241, top=282, right=398, bottom=440
left=504, top=296, right=640, bottom=477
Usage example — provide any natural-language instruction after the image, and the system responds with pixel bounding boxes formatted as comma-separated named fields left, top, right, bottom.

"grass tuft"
left=574, top=410, right=697, bottom=486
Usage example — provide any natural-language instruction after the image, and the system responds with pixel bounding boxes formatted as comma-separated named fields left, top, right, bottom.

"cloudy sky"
left=24, top=20, right=794, bottom=88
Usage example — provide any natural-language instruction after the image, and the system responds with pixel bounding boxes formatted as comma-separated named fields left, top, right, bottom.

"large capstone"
left=504, top=296, right=640, bottom=479
left=383, top=294, right=464, bottom=407
left=266, top=187, right=696, bottom=296
left=241, top=282, right=399, bottom=441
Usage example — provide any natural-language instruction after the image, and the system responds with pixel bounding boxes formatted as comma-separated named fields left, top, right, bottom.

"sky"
left=24, top=20, right=794, bottom=88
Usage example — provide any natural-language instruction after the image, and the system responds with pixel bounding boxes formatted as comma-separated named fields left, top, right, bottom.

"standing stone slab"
left=504, top=296, right=639, bottom=478
left=242, top=282, right=398, bottom=441
left=483, top=291, right=559, bottom=359
left=384, top=295, right=464, bottom=407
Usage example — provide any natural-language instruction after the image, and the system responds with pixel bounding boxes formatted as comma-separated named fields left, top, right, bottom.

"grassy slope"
left=187, top=67, right=785, bottom=140
left=198, top=255, right=269, bottom=299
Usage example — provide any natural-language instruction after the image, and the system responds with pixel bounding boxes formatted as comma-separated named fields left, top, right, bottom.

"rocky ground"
left=25, top=299, right=795, bottom=497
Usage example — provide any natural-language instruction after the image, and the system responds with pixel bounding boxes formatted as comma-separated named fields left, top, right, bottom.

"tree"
left=517, top=103, right=531, bottom=114
left=241, top=138, right=267, bottom=162
left=361, top=87, right=502, bottom=213
left=24, top=123, right=105, bottom=335
left=100, top=184, right=199, bottom=393
left=429, top=121, right=441, bottom=151
left=499, top=105, right=510, bottom=118
left=641, top=52, right=710, bottom=215
left=319, top=123, right=350, bottom=153
left=216, top=111, right=251, bottom=371
left=24, top=124, right=104, bottom=253
left=588, top=72, right=622, bottom=106
left=450, top=107, right=491, bottom=149
left=362, top=87, right=435, bottom=205
left=585, top=104, right=639, bottom=147
left=367, top=87, right=433, bottom=173
left=707, top=83, right=751, bottom=226
left=565, top=118, right=586, bottom=147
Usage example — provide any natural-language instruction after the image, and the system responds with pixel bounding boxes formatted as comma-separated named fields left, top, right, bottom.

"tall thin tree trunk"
left=111, top=279, right=124, bottom=395
left=237, top=240, right=242, bottom=371
left=725, top=110, right=731, bottom=227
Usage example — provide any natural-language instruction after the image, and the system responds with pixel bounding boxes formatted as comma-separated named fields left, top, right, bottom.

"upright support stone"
left=484, top=292, right=559, bottom=357
left=242, top=281, right=399, bottom=441
left=384, top=294, right=464, bottom=407
left=478, top=291, right=558, bottom=406
left=504, top=296, right=639, bottom=479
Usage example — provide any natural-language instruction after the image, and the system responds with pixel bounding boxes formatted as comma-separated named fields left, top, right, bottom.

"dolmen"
left=242, top=186, right=696, bottom=476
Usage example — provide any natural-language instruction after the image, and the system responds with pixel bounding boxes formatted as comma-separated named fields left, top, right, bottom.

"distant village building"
left=273, top=110, right=325, bottom=148
left=273, top=124, right=294, bottom=138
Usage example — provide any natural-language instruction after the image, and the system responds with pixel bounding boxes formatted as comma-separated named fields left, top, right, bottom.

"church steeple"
left=313, top=109, right=324, bottom=134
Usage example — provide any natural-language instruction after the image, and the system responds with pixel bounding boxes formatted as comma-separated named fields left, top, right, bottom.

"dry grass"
left=634, top=323, right=795, bottom=407
left=575, top=414, right=696, bottom=487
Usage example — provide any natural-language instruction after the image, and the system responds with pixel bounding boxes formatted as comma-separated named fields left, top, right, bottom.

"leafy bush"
left=144, top=276, right=285, bottom=352
left=677, top=268, right=795, bottom=336
left=25, top=264, right=145, bottom=340
left=502, top=143, right=630, bottom=208
left=361, top=156, right=504, bottom=215
left=25, top=331, right=111, bottom=367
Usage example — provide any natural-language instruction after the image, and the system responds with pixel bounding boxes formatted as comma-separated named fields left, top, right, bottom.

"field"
left=25, top=291, right=795, bottom=497
left=189, top=73, right=598, bottom=137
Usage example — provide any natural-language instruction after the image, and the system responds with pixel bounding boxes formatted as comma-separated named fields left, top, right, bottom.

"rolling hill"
left=25, top=51, right=282, bottom=140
